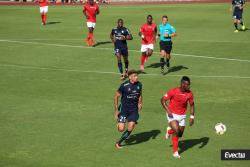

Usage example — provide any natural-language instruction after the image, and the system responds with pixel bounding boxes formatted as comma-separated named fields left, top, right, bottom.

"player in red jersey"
left=38, top=0, right=48, bottom=25
left=83, top=0, right=100, bottom=47
left=161, top=76, right=195, bottom=158
left=138, top=15, right=157, bottom=72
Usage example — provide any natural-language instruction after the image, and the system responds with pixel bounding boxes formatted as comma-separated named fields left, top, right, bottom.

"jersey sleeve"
left=139, top=25, right=144, bottom=33
left=118, top=84, right=124, bottom=94
left=126, top=28, right=131, bottom=37
left=162, top=89, right=174, bottom=101
left=96, top=4, right=100, bottom=12
left=170, top=25, right=176, bottom=33
left=189, top=92, right=194, bottom=105
left=111, top=29, right=115, bottom=36
left=232, top=0, right=235, bottom=5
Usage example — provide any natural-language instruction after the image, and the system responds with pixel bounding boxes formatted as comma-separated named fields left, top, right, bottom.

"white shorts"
left=166, top=113, right=186, bottom=126
left=141, top=44, right=154, bottom=53
left=87, top=22, right=96, bottom=28
left=40, top=6, right=48, bottom=14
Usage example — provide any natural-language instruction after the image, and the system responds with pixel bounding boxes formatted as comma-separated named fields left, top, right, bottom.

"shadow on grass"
left=124, top=129, right=161, bottom=146
left=94, top=41, right=112, bottom=47
left=46, top=21, right=61, bottom=25
left=163, top=65, right=188, bottom=75
left=177, top=137, right=210, bottom=154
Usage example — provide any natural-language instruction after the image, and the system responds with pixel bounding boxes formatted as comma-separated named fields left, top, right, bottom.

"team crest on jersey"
left=137, top=86, right=140, bottom=90
left=128, top=88, right=131, bottom=91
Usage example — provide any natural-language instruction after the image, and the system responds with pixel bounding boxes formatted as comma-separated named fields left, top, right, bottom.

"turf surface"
left=0, top=3, right=250, bottom=167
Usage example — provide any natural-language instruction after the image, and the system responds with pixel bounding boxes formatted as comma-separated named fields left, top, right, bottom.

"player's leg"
left=233, top=12, right=239, bottom=32
left=43, top=6, right=48, bottom=25
left=115, top=112, right=127, bottom=148
left=122, top=49, right=129, bottom=77
left=140, top=45, right=147, bottom=71
left=160, top=41, right=166, bottom=74
left=239, top=11, right=245, bottom=30
left=165, top=41, right=172, bottom=69
left=116, top=51, right=124, bottom=80
left=40, top=7, right=45, bottom=25
left=89, top=23, right=96, bottom=46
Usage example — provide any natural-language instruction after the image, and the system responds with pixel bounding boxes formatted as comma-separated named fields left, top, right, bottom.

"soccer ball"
left=215, top=123, right=226, bottom=135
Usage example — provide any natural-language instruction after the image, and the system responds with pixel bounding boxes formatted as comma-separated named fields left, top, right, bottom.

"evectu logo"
left=221, top=149, right=250, bottom=160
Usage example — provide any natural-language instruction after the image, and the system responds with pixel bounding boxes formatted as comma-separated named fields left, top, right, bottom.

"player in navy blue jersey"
left=231, top=0, right=246, bottom=32
left=110, top=19, right=133, bottom=80
left=114, top=70, right=142, bottom=149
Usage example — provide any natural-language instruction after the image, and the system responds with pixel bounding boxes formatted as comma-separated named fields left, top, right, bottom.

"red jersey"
left=139, top=23, right=157, bottom=45
left=163, top=87, right=194, bottom=115
left=39, top=0, right=48, bottom=7
left=83, top=3, right=99, bottom=23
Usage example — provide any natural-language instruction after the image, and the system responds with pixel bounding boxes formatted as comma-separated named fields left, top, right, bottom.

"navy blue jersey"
left=111, top=27, right=131, bottom=49
left=232, top=0, right=245, bottom=12
left=118, top=80, right=142, bottom=113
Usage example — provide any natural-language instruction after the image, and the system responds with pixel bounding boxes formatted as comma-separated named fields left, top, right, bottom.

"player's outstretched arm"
left=114, top=91, right=121, bottom=119
left=110, top=32, right=115, bottom=43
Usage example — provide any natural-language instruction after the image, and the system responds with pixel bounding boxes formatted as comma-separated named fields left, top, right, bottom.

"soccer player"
left=139, top=15, right=157, bottom=72
left=114, top=70, right=142, bottom=149
left=83, top=0, right=100, bottom=46
left=38, top=0, right=48, bottom=25
left=158, top=15, right=177, bottom=74
left=231, top=0, right=246, bottom=32
left=110, top=19, right=133, bottom=80
left=161, top=76, right=195, bottom=158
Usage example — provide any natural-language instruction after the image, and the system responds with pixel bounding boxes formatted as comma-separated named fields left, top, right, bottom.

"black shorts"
left=114, top=46, right=128, bottom=57
left=117, top=112, right=139, bottom=123
left=233, top=10, right=243, bottom=20
left=160, top=41, right=172, bottom=54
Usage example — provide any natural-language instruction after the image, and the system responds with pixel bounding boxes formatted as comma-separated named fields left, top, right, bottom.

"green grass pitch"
left=0, top=3, right=250, bottom=167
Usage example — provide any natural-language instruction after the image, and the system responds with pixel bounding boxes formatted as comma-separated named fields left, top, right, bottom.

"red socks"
left=41, top=14, right=46, bottom=24
left=172, top=136, right=179, bottom=153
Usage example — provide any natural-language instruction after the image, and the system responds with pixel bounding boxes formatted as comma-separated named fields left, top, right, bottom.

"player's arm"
left=95, top=6, right=100, bottom=15
left=114, top=91, right=121, bottom=119
left=161, top=96, right=173, bottom=118
left=83, top=7, right=89, bottom=19
left=138, top=93, right=143, bottom=112
left=110, top=30, right=116, bottom=43
left=189, top=94, right=195, bottom=126
left=125, top=29, right=133, bottom=40
left=154, top=26, right=158, bottom=41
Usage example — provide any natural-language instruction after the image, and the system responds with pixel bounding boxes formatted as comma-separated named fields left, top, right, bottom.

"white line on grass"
left=2, top=38, right=250, bottom=44
left=1, top=63, right=250, bottom=79
left=1, top=39, right=250, bottom=63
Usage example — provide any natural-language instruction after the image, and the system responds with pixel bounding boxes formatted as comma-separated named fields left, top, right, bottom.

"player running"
left=114, top=70, right=142, bottom=149
left=38, top=0, right=48, bottom=25
left=139, top=15, right=157, bottom=72
left=231, top=0, right=246, bottom=32
left=158, top=15, right=177, bottom=74
left=110, top=19, right=133, bottom=80
left=83, top=0, right=100, bottom=46
left=161, top=76, right=195, bottom=158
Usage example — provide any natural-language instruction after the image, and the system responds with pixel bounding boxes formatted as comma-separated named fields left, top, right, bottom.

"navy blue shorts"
left=160, top=41, right=172, bottom=54
left=117, top=112, right=139, bottom=123
left=233, top=10, right=243, bottom=20
left=114, top=47, right=128, bottom=57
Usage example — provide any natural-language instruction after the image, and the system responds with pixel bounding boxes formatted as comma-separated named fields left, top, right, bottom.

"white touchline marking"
left=0, top=63, right=250, bottom=79
left=0, top=39, right=250, bottom=63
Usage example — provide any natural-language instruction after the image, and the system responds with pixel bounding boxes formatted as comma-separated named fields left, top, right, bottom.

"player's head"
left=147, top=15, right=153, bottom=24
left=162, top=15, right=168, bottom=25
left=89, top=0, right=94, bottom=5
left=128, top=69, right=138, bottom=83
left=180, top=76, right=191, bottom=92
left=117, top=19, right=124, bottom=28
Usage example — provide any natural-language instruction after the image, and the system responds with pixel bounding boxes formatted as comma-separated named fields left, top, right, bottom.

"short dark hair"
left=162, top=15, right=168, bottom=19
left=128, top=69, right=137, bottom=76
left=181, top=76, right=190, bottom=83
left=118, top=18, right=123, bottom=23
left=147, top=15, right=152, bottom=19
